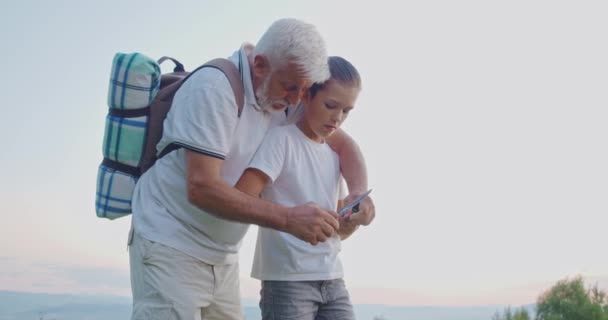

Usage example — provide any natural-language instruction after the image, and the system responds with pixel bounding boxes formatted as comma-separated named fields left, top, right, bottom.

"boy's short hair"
left=310, top=56, right=361, bottom=98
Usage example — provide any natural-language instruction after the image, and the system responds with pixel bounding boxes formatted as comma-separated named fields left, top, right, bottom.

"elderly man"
left=129, top=18, right=374, bottom=320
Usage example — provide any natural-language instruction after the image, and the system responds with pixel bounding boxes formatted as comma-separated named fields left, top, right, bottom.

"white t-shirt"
left=249, top=124, right=345, bottom=281
left=132, top=45, right=273, bottom=265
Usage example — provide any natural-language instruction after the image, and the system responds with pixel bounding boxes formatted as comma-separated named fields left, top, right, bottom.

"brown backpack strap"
left=200, top=58, right=245, bottom=116
left=157, top=56, right=186, bottom=72
left=157, top=57, right=245, bottom=116
left=140, top=57, right=246, bottom=173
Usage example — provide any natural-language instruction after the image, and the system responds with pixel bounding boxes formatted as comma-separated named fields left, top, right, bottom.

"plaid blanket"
left=96, top=52, right=160, bottom=219
left=102, top=114, right=147, bottom=167
left=95, top=164, right=137, bottom=219
left=103, top=52, right=160, bottom=165
left=107, top=52, right=160, bottom=109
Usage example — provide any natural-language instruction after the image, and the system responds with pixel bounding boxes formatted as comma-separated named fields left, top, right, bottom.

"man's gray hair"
left=253, top=18, right=330, bottom=84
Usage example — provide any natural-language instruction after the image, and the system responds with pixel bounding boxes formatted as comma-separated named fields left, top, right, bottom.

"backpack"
left=96, top=52, right=245, bottom=220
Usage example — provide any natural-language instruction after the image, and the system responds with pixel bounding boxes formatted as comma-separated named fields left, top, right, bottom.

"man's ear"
left=252, top=55, right=271, bottom=78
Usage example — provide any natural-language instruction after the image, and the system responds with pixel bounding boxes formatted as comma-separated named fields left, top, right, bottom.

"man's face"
left=256, top=62, right=310, bottom=113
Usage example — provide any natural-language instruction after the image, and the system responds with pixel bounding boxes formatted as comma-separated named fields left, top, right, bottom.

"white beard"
left=256, top=77, right=288, bottom=114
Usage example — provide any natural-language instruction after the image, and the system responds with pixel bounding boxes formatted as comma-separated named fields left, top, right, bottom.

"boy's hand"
left=338, top=215, right=359, bottom=238
left=342, top=194, right=375, bottom=226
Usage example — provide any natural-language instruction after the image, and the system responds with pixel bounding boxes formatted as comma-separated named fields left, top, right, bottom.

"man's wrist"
left=265, top=203, right=290, bottom=233
left=281, top=207, right=291, bottom=233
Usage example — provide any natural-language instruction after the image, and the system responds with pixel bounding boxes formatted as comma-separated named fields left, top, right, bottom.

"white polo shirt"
left=132, top=44, right=272, bottom=265
left=248, top=124, right=345, bottom=281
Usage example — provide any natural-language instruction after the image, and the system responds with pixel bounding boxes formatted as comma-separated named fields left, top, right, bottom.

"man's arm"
left=326, top=128, right=375, bottom=226
left=186, top=150, right=339, bottom=245
left=235, top=168, right=269, bottom=198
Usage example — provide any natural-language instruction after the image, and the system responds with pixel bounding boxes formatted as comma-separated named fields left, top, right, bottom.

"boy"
left=236, top=56, right=366, bottom=320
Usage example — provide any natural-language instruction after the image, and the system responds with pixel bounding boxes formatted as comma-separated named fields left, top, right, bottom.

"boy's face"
left=301, top=80, right=360, bottom=142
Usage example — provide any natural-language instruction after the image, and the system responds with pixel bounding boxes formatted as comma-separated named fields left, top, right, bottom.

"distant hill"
left=0, top=290, right=532, bottom=320
left=0, top=291, right=130, bottom=320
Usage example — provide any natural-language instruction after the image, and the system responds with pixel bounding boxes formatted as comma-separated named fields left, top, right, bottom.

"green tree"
left=535, top=276, right=608, bottom=320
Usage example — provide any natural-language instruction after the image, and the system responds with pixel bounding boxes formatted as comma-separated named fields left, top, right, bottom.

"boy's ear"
left=252, top=55, right=271, bottom=78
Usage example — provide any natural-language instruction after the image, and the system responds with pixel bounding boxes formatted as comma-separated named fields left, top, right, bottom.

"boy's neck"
left=296, top=119, right=324, bottom=144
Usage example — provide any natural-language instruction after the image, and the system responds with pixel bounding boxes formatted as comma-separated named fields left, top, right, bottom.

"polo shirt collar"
left=231, top=43, right=262, bottom=111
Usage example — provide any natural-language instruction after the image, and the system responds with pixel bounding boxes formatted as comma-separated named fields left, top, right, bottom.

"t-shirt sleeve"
left=160, top=71, right=239, bottom=159
left=247, top=129, right=286, bottom=183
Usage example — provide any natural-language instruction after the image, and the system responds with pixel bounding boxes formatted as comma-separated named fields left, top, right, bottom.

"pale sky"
left=0, top=0, right=606, bottom=307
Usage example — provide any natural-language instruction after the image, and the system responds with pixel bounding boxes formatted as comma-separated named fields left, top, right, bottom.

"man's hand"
left=343, top=194, right=375, bottom=226
left=285, top=203, right=340, bottom=245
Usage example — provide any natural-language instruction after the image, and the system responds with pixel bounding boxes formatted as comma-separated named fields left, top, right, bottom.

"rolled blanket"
left=96, top=52, right=161, bottom=219
left=107, top=53, right=161, bottom=109
left=102, top=114, right=147, bottom=167
left=102, top=52, right=160, bottom=167
left=95, top=164, right=137, bottom=219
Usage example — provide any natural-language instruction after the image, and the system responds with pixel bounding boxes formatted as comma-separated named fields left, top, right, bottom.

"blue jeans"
left=260, top=279, right=355, bottom=320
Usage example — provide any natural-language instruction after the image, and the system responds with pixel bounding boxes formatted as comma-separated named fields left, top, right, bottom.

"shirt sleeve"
left=247, top=128, right=286, bottom=183
left=159, top=70, right=239, bottom=159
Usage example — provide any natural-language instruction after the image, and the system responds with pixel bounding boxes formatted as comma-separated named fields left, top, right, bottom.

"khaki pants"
left=129, top=232, right=244, bottom=320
